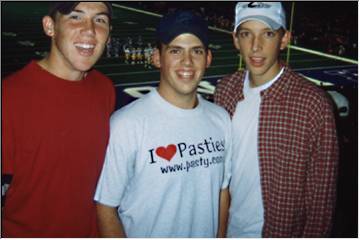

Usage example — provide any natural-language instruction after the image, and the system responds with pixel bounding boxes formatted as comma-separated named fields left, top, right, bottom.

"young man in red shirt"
left=2, top=2, right=115, bottom=237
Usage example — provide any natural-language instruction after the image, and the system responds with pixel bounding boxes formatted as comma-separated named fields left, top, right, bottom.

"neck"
left=249, top=62, right=282, bottom=87
left=38, top=55, right=85, bottom=81
left=157, top=87, right=198, bottom=109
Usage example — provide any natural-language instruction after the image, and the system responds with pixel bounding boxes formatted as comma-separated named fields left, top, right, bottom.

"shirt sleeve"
left=2, top=81, right=15, bottom=204
left=2, top=82, right=15, bottom=175
left=221, top=111, right=232, bottom=189
left=303, top=96, right=339, bottom=237
left=94, top=110, right=138, bottom=207
left=214, top=77, right=227, bottom=109
left=108, top=80, right=116, bottom=113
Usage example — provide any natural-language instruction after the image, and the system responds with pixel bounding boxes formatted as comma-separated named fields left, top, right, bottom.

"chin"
left=179, top=88, right=198, bottom=96
left=74, top=62, right=96, bottom=72
left=249, top=66, right=266, bottom=75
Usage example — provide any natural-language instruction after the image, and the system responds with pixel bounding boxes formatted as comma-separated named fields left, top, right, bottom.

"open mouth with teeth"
left=74, top=43, right=96, bottom=56
left=249, top=57, right=265, bottom=67
left=177, top=70, right=195, bottom=80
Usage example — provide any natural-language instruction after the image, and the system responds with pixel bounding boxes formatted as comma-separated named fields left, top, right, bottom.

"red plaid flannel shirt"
left=214, top=65, right=338, bottom=237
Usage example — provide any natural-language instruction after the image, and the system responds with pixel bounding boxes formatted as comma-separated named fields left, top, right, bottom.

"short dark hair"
left=48, top=2, right=113, bottom=23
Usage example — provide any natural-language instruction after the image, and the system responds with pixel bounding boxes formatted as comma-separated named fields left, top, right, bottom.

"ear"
left=232, top=32, right=241, bottom=51
left=107, top=25, right=112, bottom=44
left=42, top=16, right=55, bottom=37
left=206, top=49, right=212, bottom=68
left=280, top=30, right=291, bottom=50
left=152, top=48, right=161, bottom=68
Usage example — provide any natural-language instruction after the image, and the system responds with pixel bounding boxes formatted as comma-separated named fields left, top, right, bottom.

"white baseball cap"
left=234, top=2, right=286, bottom=32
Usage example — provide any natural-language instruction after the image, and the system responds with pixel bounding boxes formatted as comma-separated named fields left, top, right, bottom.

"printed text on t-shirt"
left=148, top=137, right=225, bottom=174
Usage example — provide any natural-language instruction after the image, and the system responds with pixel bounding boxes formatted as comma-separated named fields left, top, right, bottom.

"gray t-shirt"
left=94, top=89, right=232, bottom=237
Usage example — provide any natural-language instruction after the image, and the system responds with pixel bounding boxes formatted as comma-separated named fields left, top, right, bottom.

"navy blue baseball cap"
left=156, top=10, right=209, bottom=47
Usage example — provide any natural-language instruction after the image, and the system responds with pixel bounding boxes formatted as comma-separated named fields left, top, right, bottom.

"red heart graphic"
left=156, top=144, right=177, bottom=161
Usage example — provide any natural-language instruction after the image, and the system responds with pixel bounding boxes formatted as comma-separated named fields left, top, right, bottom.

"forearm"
left=96, top=203, right=126, bottom=237
left=217, top=188, right=230, bottom=238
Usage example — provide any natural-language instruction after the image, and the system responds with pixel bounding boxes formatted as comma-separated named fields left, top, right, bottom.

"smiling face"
left=153, top=33, right=212, bottom=108
left=233, top=20, right=290, bottom=86
left=42, top=2, right=111, bottom=80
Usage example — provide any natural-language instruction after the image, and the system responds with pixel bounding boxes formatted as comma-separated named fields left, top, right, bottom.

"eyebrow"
left=166, top=45, right=205, bottom=50
left=71, top=9, right=110, bottom=19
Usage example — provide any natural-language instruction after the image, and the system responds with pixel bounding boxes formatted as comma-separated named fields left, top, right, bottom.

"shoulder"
left=110, top=93, right=152, bottom=129
left=201, top=98, right=231, bottom=123
left=285, top=69, right=334, bottom=111
left=4, top=61, right=34, bottom=82
left=201, top=99, right=232, bottom=140
left=216, top=71, right=244, bottom=92
left=214, top=70, right=244, bottom=100
left=290, top=70, right=330, bottom=99
left=214, top=71, right=245, bottom=112
left=3, top=61, right=36, bottom=92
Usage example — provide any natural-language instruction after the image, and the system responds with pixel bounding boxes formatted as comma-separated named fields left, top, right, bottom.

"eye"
left=193, top=48, right=205, bottom=55
left=69, top=14, right=81, bottom=21
left=95, top=16, right=109, bottom=24
left=239, top=31, right=250, bottom=38
left=168, top=48, right=181, bottom=54
left=264, top=31, right=276, bottom=38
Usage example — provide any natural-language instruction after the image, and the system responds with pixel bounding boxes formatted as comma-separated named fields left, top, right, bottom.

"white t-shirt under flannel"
left=227, top=68, right=284, bottom=237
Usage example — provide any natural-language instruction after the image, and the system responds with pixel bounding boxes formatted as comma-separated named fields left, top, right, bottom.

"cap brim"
left=234, top=15, right=283, bottom=32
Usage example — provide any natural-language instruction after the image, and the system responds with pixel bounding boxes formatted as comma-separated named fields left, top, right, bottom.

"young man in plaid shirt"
left=215, top=2, right=338, bottom=237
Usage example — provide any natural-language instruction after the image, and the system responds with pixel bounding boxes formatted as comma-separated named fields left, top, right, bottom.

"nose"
left=182, top=51, right=193, bottom=66
left=251, top=36, right=262, bottom=52
left=81, top=19, right=96, bottom=36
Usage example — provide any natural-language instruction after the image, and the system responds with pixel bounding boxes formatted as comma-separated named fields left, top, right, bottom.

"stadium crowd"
left=128, top=1, right=357, bottom=59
